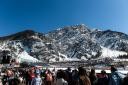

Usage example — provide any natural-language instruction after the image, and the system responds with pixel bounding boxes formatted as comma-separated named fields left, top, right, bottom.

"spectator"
left=97, top=70, right=108, bottom=85
left=29, top=68, right=35, bottom=85
left=31, top=73, right=42, bottom=85
left=89, top=68, right=97, bottom=85
left=65, top=67, right=72, bottom=85
left=122, top=73, right=128, bottom=85
left=78, top=67, right=91, bottom=85
left=45, top=70, right=53, bottom=85
left=56, top=70, right=68, bottom=85
left=108, top=65, right=125, bottom=85
left=72, top=69, right=79, bottom=85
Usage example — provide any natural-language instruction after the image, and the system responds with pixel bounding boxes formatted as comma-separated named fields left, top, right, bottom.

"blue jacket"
left=109, top=71, right=125, bottom=85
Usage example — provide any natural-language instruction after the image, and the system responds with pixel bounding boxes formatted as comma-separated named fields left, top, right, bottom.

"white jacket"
left=56, top=78, right=68, bottom=85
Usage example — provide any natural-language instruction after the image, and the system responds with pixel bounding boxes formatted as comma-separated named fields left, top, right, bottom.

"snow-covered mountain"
left=0, top=25, right=128, bottom=63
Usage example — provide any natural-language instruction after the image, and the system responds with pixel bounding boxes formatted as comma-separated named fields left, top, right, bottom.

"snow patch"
left=17, top=51, right=39, bottom=63
left=101, top=46, right=127, bottom=58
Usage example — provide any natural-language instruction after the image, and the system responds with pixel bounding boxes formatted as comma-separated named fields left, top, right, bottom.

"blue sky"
left=0, top=0, right=128, bottom=36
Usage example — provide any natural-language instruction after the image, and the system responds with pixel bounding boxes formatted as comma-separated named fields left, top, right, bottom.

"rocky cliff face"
left=0, top=25, right=127, bottom=63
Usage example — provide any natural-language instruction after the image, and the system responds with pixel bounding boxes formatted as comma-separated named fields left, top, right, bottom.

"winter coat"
left=56, top=78, right=68, bottom=85
left=123, top=76, right=128, bottom=85
left=31, top=77, right=42, bottom=85
left=97, top=75, right=108, bottom=85
left=109, top=71, right=125, bottom=85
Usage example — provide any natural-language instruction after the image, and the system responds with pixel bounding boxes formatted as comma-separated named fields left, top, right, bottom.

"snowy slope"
left=100, top=47, right=127, bottom=58
left=17, top=51, right=39, bottom=63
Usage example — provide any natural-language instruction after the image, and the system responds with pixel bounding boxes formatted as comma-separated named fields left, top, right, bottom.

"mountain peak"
left=61, top=24, right=90, bottom=33
left=21, top=29, right=36, bottom=34
left=0, top=29, right=38, bottom=40
left=0, top=25, right=128, bottom=63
